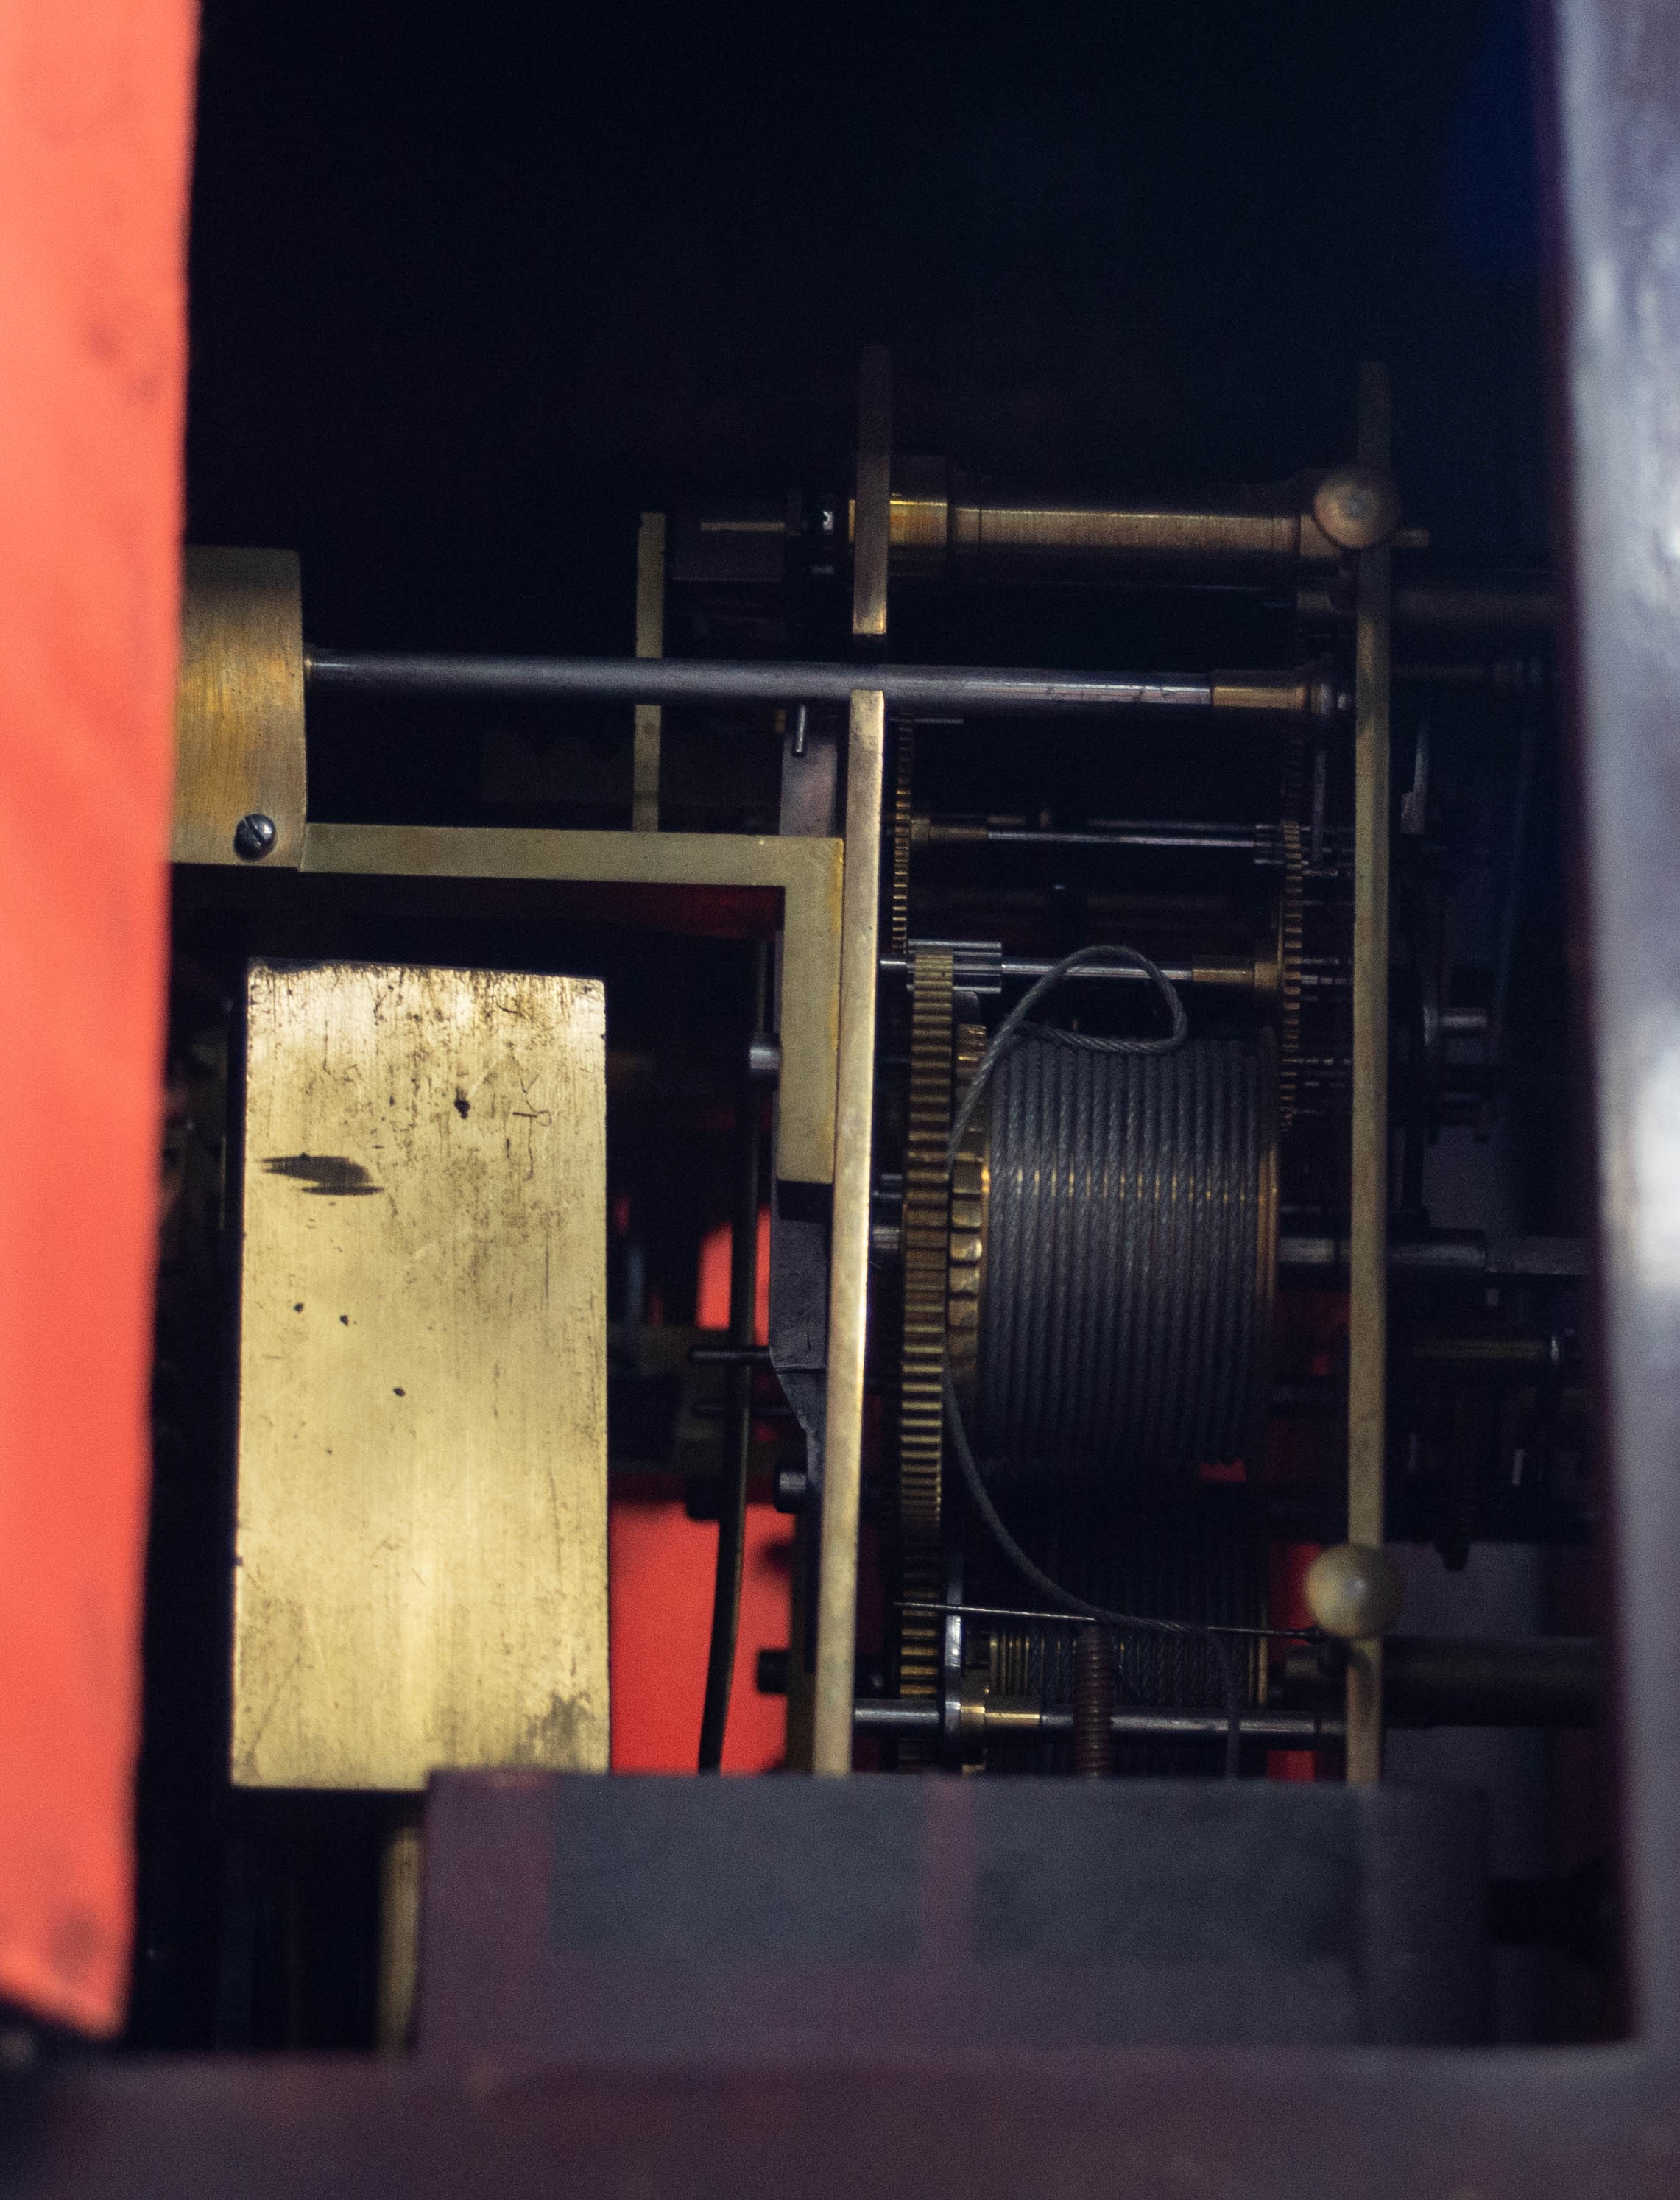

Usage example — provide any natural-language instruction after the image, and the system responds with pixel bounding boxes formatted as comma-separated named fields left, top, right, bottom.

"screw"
left=233, top=812, right=278, bottom=861
left=773, top=1466, right=808, bottom=1514
left=747, top=1033, right=782, bottom=1084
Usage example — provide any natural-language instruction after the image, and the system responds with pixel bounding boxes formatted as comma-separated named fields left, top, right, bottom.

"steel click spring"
left=973, top=1032, right=1275, bottom=1494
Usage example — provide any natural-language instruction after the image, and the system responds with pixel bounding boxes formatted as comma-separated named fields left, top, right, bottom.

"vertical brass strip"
left=852, top=347, right=892, bottom=641
left=812, top=688, right=887, bottom=1772
left=1347, top=363, right=1392, bottom=1784
left=632, top=512, right=664, bottom=831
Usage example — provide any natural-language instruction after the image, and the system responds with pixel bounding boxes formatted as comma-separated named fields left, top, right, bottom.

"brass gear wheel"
left=945, top=1020, right=987, bottom=1414
left=1277, top=818, right=1304, bottom=1129
left=894, top=944, right=954, bottom=1702
left=889, top=727, right=914, bottom=958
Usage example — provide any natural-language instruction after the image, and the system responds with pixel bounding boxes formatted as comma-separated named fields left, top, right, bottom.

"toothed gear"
left=894, top=945, right=953, bottom=1704
left=889, top=727, right=914, bottom=958
left=1278, top=818, right=1304, bottom=1129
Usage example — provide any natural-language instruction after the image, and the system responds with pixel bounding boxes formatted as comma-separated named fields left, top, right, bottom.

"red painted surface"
left=696, top=1207, right=772, bottom=1338
left=609, top=1500, right=791, bottom=1772
left=0, top=0, right=194, bottom=2031
left=611, top=1208, right=788, bottom=1772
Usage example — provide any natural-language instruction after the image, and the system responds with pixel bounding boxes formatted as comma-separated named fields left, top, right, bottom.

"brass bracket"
left=172, top=547, right=307, bottom=867
left=300, top=823, right=844, bottom=1185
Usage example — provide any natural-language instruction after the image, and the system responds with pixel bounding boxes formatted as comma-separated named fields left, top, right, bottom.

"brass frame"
left=300, top=823, right=844, bottom=1186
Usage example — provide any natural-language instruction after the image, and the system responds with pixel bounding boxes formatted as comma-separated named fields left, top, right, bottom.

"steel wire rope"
left=939, top=943, right=1257, bottom=1774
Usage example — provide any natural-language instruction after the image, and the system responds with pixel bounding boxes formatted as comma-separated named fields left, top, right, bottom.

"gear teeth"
left=895, top=945, right=953, bottom=1707
left=889, top=729, right=914, bottom=958
left=945, top=1020, right=987, bottom=1411
left=1278, top=819, right=1304, bottom=1130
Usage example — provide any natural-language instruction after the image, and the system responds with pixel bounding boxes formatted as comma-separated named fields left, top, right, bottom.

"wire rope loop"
left=946, top=943, right=1187, bottom=1174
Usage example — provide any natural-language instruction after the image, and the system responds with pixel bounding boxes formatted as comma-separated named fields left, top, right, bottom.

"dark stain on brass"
left=261, top=1153, right=381, bottom=1197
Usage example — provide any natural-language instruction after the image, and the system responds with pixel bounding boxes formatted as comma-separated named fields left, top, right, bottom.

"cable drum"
left=967, top=1030, right=1277, bottom=1495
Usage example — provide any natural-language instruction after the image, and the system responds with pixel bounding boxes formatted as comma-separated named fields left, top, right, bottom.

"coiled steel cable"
left=975, top=1032, right=1274, bottom=1492
left=936, top=941, right=1275, bottom=1769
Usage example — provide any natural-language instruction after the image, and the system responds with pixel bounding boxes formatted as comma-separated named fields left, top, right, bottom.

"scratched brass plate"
left=233, top=960, right=608, bottom=1789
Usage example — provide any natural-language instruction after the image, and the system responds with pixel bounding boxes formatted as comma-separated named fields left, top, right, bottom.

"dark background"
left=183, top=0, right=1546, bottom=660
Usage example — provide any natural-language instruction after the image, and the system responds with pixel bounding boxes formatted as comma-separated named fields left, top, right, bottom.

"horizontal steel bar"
left=1291, top=1635, right=1600, bottom=1730
left=971, top=826, right=1257, bottom=852
left=852, top=1701, right=1341, bottom=1744
left=878, top=954, right=1243, bottom=987
left=920, top=817, right=1285, bottom=853
left=1279, top=1231, right=1589, bottom=1279
left=304, top=649, right=1335, bottom=719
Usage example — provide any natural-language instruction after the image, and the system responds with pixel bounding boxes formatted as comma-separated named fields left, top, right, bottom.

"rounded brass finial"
left=1304, top=1542, right=1404, bottom=1640
left=1312, top=466, right=1401, bottom=552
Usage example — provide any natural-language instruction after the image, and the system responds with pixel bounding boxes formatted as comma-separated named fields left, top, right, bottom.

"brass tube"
left=889, top=494, right=1328, bottom=577
left=853, top=348, right=891, bottom=641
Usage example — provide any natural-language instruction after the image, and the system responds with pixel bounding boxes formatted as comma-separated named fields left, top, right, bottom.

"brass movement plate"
left=173, top=547, right=307, bottom=867
left=232, top=960, right=608, bottom=1790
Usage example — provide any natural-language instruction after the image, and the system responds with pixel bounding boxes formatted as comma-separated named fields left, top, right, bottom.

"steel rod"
left=878, top=955, right=1260, bottom=990
left=1285, top=1636, right=1600, bottom=1730
left=1278, top=1231, right=1588, bottom=1278
left=939, top=823, right=1262, bottom=852
left=851, top=1700, right=1343, bottom=1744
left=303, top=648, right=1333, bottom=719
left=880, top=953, right=1194, bottom=985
